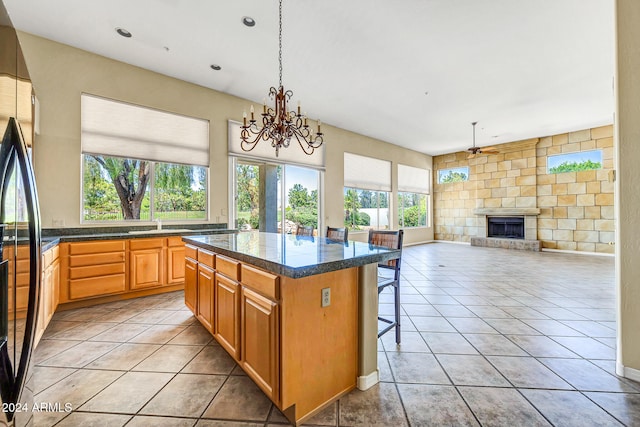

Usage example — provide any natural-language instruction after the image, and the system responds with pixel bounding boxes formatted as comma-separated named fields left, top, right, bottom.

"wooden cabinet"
left=129, top=238, right=164, bottom=290
left=184, top=255, right=198, bottom=314
left=36, top=245, right=60, bottom=345
left=66, top=240, right=126, bottom=300
left=241, top=286, right=279, bottom=401
left=166, top=237, right=185, bottom=284
left=196, top=263, right=215, bottom=332
left=214, top=273, right=240, bottom=360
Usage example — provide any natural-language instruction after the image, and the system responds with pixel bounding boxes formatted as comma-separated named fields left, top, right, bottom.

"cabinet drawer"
left=69, top=274, right=126, bottom=299
left=69, top=240, right=126, bottom=255
left=216, top=254, right=240, bottom=281
left=185, top=244, right=198, bottom=260
left=198, top=248, right=215, bottom=269
left=69, top=263, right=126, bottom=280
left=129, top=238, right=164, bottom=250
left=167, top=236, right=184, bottom=247
left=241, top=264, right=279, bottom=300
left=43, top=245, right=59, bottom=266
left=69, top=252, right=125, bottom=267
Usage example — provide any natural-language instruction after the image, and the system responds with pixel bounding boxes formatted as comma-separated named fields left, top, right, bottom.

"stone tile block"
left=538, top=174, right=556, bottom=185
left=516, top=175, right=536, bottom=186
left=547, top=145, right=562, bottom=155
left=584, top=206, right=601, bottom=219
left=574, top=230, right=599, bottom=243
left=505, top=151, right=524, bottom=161
left=591, top=125, right=613, bottom=139
left=515, top=197, right=537, bottom=208
left=596, top=169, right=610, bottom=181
left=538, top=136, right=553, bottom=148
left=538, top=207, right=553, bottom=217
left=596, top=136, right=614, bottom=148
left=567, top=182, right=586, bottom=194
left=577, top=194, right=595, bottom=206
left=484, top=162, right=498, bottom=173
left=553, top=207, right=568, bottom=218
left=600, top=180, right=614, bottom=193
left=492, top=171, right=507, bottom=179
left=476, top=189, right=492, bottom=199
left=499, top=178, right=516, bottom=188
left=599, top=231, right=615, bottom=243
left=558, top=219, right=577, bottom=230
left=553, top=229, right=573, bottom=241
left=523, top=149, right=536, bottom=158
left=538, top=218, right=558, bottom=229
left=595, top=220, right=615, bottom=231
left=580, top=140, right=596, bottom=150
left=498, top=161, right=512, bottom=172
left=507, top=186, right=521, bottom=197
left=577, top=242, right=596, bottom=252
left=601, top=146, right=614, bottom=160
left=507, top=169, right=521, bottom=177
left=521, top=185, right=537, bottom=197
left=537, top=184, right=552, bottom=196
left=586, top=181, right=600, bottom=193
left=577, top=219, right=594, bottom=230
left=556, top=241, right=578, bottom=250
left=485, top=198, right=502, bottom=208
left=552, top=183, right=567, bottom=196
left=511, top=158, right=528, bottom=169
left=557, top=195, right=577, bottom=206
left=568, top=129, right=591, bottom=143
left=561, top=143, right=581, bottom=153
left=600, top=206, right=615, bottom=219
left=537, top=148, right=548, bottom=157
left=553, top=134, right=569, bottom=145
left=595, top=243, right=615, bottom=253
left=501, top=197, right=516, bottom=208
left=556, top=172, right=577, bottom=184
left=568, top=207, right=585, bottom=219
left=537, top=229, right=553, bottom=240
left=595, top=193, right=614, bottom=206
left=576, top=170, right=597, bottom=182
left=602, top=158, right=614, bottom=169
left=521, top=167, right=537, bottom=176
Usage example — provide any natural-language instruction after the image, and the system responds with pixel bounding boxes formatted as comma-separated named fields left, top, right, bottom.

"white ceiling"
left=3, top=0, right=615, bottom=156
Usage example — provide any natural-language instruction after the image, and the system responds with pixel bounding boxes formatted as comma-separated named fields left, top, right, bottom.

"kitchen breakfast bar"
left=181, top=232, right=400, bottom=426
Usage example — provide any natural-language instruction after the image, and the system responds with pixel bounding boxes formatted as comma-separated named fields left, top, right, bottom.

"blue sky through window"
left=547, top=150, right=602, bottom=171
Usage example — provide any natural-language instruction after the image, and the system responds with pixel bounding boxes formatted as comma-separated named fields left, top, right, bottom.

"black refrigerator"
left=1, top=2, right=42, bottom=425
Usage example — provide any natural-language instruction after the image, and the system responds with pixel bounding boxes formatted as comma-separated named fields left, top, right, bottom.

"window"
left=438, top=166, right=469, bottom=183
left=547, top=150, right=602, bottom=174
left=398, top=164, right=430, bottom=228
left=343, top=153, right=391, bottom=231
left=81, top=94, right=209, bottom=222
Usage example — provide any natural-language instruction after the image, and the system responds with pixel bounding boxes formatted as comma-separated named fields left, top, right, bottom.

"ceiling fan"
left=467, top=121, right=499, bottom=159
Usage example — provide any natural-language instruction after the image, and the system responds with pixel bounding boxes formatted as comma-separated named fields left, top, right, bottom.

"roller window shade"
left=81, top=94, right=210, bottom=167
left=228, top=120, right=325, bottom=168
left=398, top=164, right=430, bottom=194
left=343, top=152, right=391, bottom=192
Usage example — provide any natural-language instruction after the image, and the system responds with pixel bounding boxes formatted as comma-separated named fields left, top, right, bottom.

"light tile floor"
left=32, top=243, right=640, bottom=426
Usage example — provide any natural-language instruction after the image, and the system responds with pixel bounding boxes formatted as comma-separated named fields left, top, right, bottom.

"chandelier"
left=240, top=0, right=323, bottom=157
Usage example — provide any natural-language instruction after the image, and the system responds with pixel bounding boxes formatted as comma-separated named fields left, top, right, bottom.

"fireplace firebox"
left=487, top=216, right=525, bottom=239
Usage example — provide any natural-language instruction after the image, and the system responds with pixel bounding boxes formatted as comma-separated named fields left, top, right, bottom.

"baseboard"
left=616, top=362, right=640, bottom=382
left=433, top=239, right=471, bottom=245
left=403, top=240, right=434, bottom=247
left=541, top=248, right=615, bottom=257
left=357, top=369, right=379, bottom=391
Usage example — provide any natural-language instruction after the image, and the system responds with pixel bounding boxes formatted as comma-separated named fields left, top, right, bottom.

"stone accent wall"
left=433, top=125, right=615, bottom=254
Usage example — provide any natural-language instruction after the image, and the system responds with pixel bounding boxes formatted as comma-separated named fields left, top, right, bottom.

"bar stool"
left=368, top=229, right=404, bottom=344
left=296, top=225, right=314, bottom=236
left=326, top=226, right=348, bottom=242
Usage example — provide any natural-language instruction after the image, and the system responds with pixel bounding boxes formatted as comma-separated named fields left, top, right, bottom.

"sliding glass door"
left=233, top=159, right=321, bottom=235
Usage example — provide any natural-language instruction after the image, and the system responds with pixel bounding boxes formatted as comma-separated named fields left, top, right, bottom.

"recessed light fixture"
left=242, top=16, right=256, bottom=27
left=115, top=27, right=132, bottom=38
left=210, top=64, right=222, bottom=71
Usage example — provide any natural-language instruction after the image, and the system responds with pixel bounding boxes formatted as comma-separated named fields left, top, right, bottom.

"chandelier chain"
left=278, top=0, right=283, bottom=88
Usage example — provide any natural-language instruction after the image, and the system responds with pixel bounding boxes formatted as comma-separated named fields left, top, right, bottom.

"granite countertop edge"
left=182, top=235, right=401, bottom=279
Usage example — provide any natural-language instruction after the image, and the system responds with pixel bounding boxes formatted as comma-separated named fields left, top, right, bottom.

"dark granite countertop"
left=182, top=232, right=401, bottom=279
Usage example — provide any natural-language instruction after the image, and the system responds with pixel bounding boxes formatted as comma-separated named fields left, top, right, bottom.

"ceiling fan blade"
left=482, top=149, right=500, bottom=154
left=481, top=146, right=497, bottom=151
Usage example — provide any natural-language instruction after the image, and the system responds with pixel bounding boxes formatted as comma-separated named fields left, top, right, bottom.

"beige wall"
left=433, top=125, right=615, bottom=254
left=616, top=0, right=640, bottom=378
left=16, top=32, right=433, bottom=245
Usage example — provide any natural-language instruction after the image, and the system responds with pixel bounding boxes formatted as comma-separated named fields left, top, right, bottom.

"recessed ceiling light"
left=210, top=64, right=222, bottom=71
left=116, top=27, right=132, bottom=38
left=242, top=16, right=256, bottom=27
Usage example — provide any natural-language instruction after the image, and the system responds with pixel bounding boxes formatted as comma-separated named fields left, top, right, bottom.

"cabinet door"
left=167, top=245, right=186, bottom=284
left=51, top=259, right=60, bottom=315
left=215, top=274, right=240, bottom=360
left=197, top=264, right=215, bottom=332
left=241, top=287, right=279, bottom=401
left=184, top=257, right=198, bottom=314
left=130, top=248, right=163, bottom=289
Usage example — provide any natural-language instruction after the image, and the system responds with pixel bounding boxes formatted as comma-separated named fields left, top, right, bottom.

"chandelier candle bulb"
left=243, top=111, right=247, bottom=126
left=250, top=105, right=255, bottom=120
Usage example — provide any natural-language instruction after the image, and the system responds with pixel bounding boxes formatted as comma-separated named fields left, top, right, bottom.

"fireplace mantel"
left=471, top=207, right=542, bottom=251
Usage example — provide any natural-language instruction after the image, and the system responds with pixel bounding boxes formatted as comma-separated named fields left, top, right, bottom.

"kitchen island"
left=182, top=232, right=400, bottom=426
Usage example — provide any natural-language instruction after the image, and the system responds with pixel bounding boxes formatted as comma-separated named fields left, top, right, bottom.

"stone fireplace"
left=471, top=208, right=541, bottom=251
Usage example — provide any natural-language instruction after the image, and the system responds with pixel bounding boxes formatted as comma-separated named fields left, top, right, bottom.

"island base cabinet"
left=241, top=287, right=279, bottom=402
left=184, top=257, right=197, bottom=314
left=196, top=264, right=215, bottom=332
left=215, top=274, right=241, bottom=360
